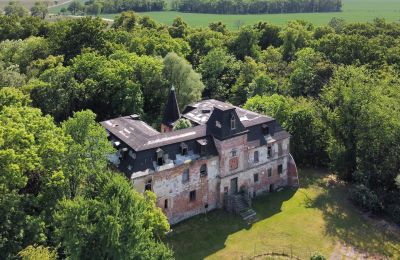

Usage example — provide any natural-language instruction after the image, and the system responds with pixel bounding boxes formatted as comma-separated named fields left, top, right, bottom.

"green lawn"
left=49, top=0, right=400, bottom=29
left=166, top=168, right=400, bottom=260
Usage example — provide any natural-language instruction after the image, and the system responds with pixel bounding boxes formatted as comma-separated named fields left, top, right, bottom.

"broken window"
left=156, top=148, right=164, bottom=166
left=180, top=142, right=188, bottom=156
left=145, top=179, right=152, bottom=191
left=267, top=145, right=272, bottom=158
left=182, top=169, right=189, bottom=183
left=254, top=150, right=259, bottom=163
left=189, top=190, right=196, bottom=201
left=278, top=143, right=283, bottom=157
left=197, top=139, right=207, bottom=156
left=262, top=124, right=270, bottom=135
left=200, top=164, right=207, bottom=177
left=278, top=164, right=283, bottom=175
left=231, top=149, right=237, bottom=157
left=268, top=168, right=272, bottom=178
left=164, top=199, right=168, bottom=209
left=230, top=113, right=236, bottom=130
left=254, top=173, right=259, bottom=183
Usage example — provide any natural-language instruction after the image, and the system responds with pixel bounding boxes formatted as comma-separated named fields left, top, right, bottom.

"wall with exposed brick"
left=150, top=156, right=220, bottom=224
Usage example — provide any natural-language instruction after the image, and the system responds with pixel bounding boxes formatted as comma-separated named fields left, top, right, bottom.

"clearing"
left=166, top=168, right=400, bottom=259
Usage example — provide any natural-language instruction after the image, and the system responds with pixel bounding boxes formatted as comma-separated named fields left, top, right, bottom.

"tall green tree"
left=163, top=52, right=204, bottom=110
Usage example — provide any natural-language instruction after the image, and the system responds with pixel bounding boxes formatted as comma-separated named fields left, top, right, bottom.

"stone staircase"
left=231, top=194, right=258, bottom=223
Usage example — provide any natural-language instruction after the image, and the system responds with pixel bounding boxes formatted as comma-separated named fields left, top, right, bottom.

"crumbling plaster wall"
left=152, top=156, right=220, bottom=224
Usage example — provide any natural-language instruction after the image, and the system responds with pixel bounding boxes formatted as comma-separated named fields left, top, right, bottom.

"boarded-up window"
left=229, top=157, right=239, bottom=171
left=278, top=143, right=283, bottom=157
left=182, top=169, right=189, bottom=183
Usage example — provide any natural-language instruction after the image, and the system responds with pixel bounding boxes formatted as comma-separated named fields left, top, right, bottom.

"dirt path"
left=329, top=242, right=389, bottom=260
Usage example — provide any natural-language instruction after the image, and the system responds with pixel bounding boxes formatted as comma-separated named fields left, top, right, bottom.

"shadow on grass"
left=305, top=182, right=400, bottom=258
left=166, top=189, right=297, bottom=260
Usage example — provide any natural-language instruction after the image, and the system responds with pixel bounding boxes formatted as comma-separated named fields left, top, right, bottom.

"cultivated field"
left=166, top=168, right=400, bottom=259
left=49, top=0, right=400, bottom=28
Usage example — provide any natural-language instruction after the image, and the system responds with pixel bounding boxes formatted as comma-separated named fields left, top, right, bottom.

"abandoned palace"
left=101, top=87, right=299, bottom=224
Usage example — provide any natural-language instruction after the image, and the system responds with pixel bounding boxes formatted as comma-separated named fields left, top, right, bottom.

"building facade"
left=101, top=88, right=298, bottom=224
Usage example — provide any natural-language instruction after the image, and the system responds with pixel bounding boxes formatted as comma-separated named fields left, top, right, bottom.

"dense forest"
left=67, top=0, right=341, bottom=15
left=0, top=1, right=400, bottom=258
left=174, top=0, right=342, bottom=14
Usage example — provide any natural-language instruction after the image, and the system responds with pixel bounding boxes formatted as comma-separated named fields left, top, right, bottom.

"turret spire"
left=160, top=85, right=180, bottom=133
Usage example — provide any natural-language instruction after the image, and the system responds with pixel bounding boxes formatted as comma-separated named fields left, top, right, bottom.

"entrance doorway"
left=269, top=184, right=274, bottom=192
left=230, top=177, right=238, bottom=194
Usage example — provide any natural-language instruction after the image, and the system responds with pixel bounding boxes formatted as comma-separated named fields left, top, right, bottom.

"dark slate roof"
left=101, top=99, right=287, bottom=153
left=182, top=99, right=273, bottom=127
left=101, top=115, right=207, bottom=151
left=161, top=86, right=180, bottom=127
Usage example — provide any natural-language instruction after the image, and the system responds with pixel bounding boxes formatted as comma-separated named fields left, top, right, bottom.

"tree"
left=18, top=245, right=57, bottom=260
left=229, top=26, right=260, bottom=60
left=4, top=1, right=29, bottom=17
left=199, top=48, right=240, bottom=100
left=0, top=87, right=30, bottom=111
left=61, top=110, right=114, bottom=198
left=169, top=17, right=189, bottom=38
left=288, top=48, right=333, bottom=97
left=30, top=1, right=49, bottom=19
left=244, top=94, right=329, bottom=166
left=67, top=1, right=84, bottom=15
left=163, top=52, right=204, bottom=110
left=54, top=173, right=173, bottom=259
left=173, top=118, right=192, bottom=130
left=112, top=11, right=139, bottom=31
left=279, top=21, right=313, bottom=61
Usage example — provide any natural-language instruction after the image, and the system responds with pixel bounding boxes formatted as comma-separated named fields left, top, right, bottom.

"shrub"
left=386, top=204, right=400, bottom=225
left=310, top=252, right=326, bottom=260
left=349, top=184, right=383, bottom=213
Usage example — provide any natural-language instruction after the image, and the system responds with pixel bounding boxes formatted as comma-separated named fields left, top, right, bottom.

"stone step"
left=240, top=209, right=256, bottom=220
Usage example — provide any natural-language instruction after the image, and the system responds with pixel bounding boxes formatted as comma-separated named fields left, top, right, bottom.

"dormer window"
left=230, top=113, right=236, bottom=130
left=156, top=148, right=164, bottom=166
left=180, top=142, right=188, bottom=156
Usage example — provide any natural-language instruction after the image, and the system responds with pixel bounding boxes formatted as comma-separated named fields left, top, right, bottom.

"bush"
left=349, top=184, right=383, bottom=213
left=310, top=252, right=326, bottom=260
left=386, top=204, right=400, bottom=225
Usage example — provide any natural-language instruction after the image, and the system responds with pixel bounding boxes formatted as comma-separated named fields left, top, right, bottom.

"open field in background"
left=0, top=0, right=71, bottom=9
left=48, top=0, right=400, bottom=28
left=166, top=168, right=400, bottom=260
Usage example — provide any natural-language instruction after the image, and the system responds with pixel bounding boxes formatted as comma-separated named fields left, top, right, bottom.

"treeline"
left=174, top=0, right=342, bottom=14
left=0, top=10, right=399, bottom=257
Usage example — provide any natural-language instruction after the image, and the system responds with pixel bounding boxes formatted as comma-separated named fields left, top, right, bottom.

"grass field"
left=166, top=168, right=400, bottom=259
left=49, top=0, right=400, bottom=29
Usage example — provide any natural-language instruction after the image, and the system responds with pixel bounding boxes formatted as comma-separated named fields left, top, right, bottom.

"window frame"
left=254, top=173, right=259, bottom=183
left=189, top=190, right=196, bottom=202
left=278, top=164, right=283, bottom=175
left=230, top=113, right=236, bottom=130
left=254, top=150, right=259, bottom=163
left=200, top=164, right=207, bottom=177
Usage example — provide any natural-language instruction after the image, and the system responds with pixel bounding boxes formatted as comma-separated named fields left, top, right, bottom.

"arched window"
left=230, top=113, right=236, bottom=130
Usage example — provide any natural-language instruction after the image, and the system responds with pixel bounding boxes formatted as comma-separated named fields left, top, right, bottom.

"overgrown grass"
left=166, top=168, right=400, bottom=259
left=49, top=0, right=400, bottom=28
